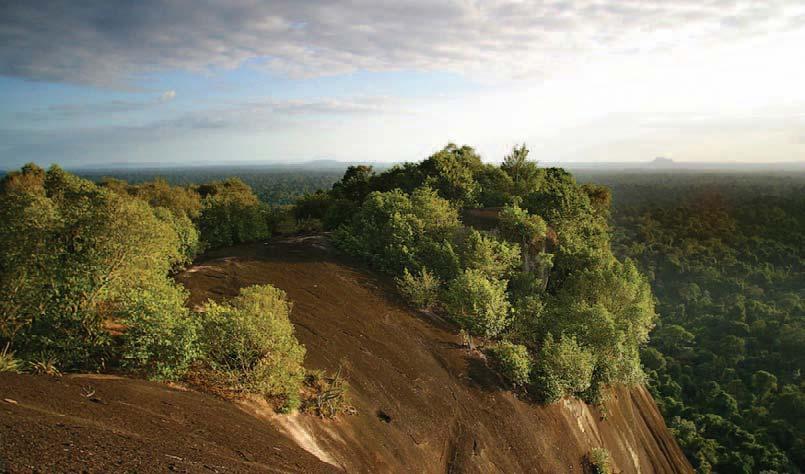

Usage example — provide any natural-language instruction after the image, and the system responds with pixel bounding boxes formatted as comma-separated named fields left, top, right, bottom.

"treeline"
left=80, top=168, right=344, bottom=205
left=294, top=143, right=656, bottom=404
left=0, top=164, right=309, bottom=411
left=615, top=187, right=805, bottom=472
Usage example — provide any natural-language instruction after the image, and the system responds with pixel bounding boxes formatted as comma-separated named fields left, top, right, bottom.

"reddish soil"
left=0, top=236, right=692, bottom=473
left=0, top=373, right=338, bottom=473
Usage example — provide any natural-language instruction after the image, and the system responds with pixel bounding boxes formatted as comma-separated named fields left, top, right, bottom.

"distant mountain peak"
left=651, top=157, right=674, bottom=164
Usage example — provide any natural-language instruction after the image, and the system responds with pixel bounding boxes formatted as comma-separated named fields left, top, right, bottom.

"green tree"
left=395, top=267, right=441, bottom=310
left=443, top=269, right=510, bottom=339
left=334, top=187, right=461, bottom=277
left=501, top=144, right=542, bottom=196
left=487, top=341, right=532, bottom=387
left=498, top=203, right=548, bottom=275
left=120, top=284, right=199, bottom=380
left=532, top=334, right=596, bottom=403
left=0, top=165, right=189, bottom=369
left=332, top=165, right=374, bottom=202
left=198, top=178, right=269, bottom=249
left=457, top=228, right=521, bottom=280
left=420, top=143, right=483, bottom=206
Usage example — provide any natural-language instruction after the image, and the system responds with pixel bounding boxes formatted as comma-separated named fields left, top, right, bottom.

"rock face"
left=0, top=237, right=692, bottom=473
left=179, top=237, right=692, bottom=473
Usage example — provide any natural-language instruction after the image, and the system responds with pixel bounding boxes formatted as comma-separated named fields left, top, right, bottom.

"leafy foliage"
left=444, top=269, right=511, bottom=339
left=487, top=341, right=532, bottom=387
left=320, top=143, right=655, bottom=408
left=198, top=285, right=306, bottom=411
left=611, top=178, right=805, bottom=472
left=395, top=268, right=441, bottom=310
left=333, top=186, right=461, bottom=277
left=531, top=334, right=596, bottom=403
left=588, top=447, right=612, bottom=474
left=0, top=165, right=188, bottom=369
left=120, top=285, right=199, bottom=380
left=197, top=178, right=269, bottom=249
left=0, top=344, right=22, bottom=373
left=456, top=228, right=521, bottom=280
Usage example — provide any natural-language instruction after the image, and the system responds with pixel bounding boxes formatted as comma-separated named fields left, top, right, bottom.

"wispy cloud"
left=16, top=90, right=177, bottom=121
left=0, top=94, right=410, bottom=165
left=1, top=1, right=803, bottom=86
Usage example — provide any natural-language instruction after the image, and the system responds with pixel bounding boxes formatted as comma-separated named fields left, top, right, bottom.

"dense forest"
left=0, top=165, right=308, bottom=411
left=3, top=157, right=804, bottom=473
left=77, top=168, right=344, bottom=205
left=606, top=175, right=805, bottom=473
left=293, top=144, right=656, bottom=411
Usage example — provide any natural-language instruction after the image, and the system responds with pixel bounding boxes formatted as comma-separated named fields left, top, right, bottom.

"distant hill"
left=544, top=158, right=805, bottom=173
left=648, top=157, right=676, bottom=167
left=9, top=157, right=805, bottom=176
left=68, top=159, right=396, bottom=173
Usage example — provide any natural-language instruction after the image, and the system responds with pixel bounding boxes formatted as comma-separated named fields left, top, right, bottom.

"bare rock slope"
left=179, top=237, right=691, bottom=473
left=0, top=236, right=692, bottom=473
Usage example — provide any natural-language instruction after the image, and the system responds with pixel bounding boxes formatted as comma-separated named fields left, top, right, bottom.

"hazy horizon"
left=2, top=1, right=805, bottom=168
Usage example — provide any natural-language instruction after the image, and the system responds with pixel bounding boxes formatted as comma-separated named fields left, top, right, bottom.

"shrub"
left=444, top=269, right=510, bottom=339
left=198, top=285, right=306, bottom=411
left=487, top=341, right=532, bottom=387
left=0, top=344, right=22, bottom=373
left=303, top=366, right=355, bottom=419
left=28, top=353, right=61, bottom=377
left=457, top=228, right=521, bottom=280
left=532, top=334, right=595, bottom=403
left=588, top=447, right=612, bottom=474
left=333, top=187, right=461, bottom=276
left=395, top=267, right=441, bottom=310
left=120, top=285, right=199, bottom=381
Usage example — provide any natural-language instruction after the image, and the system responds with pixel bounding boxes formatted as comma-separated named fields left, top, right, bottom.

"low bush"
left=531, top=334, right=595, bottom=403
left=588, top=447, right=612, bottom=474
left=395, top=267, right=441, bottom=310
left=302, top=366, right=355, bottom=419
left=198, top=285, right=306, bottom=411
left=487, top=341, right=532, bottom=387
left=443, top=269, right=510, bottom=339
left=0, top=344, right=22, bottom=373
left=28, top=353, right=61, bottom=377
left=120, top=285, right=199, bottom=381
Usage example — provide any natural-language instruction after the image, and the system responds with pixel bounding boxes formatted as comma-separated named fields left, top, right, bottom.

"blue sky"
left=1, top=1, right=804, bottom=169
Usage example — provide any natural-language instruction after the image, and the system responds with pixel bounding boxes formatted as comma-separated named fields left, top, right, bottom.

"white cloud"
left=160, top=90, right=176, bottom=102
left=1, top=1, right=804, bottom=86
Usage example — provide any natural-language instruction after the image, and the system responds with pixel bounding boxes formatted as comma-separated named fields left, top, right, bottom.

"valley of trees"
left=608, top=176, right=805, bottom=473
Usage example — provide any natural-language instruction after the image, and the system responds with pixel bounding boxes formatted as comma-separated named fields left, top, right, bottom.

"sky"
left=1, top=0, right=805, bottom=169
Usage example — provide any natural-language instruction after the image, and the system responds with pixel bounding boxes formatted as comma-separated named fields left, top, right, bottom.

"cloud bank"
left=2, top=0, right=803, bottom=86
